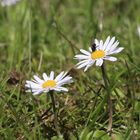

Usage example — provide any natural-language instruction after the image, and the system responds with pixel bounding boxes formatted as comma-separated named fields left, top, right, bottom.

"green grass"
left=0, top=0, right=140, bottom=139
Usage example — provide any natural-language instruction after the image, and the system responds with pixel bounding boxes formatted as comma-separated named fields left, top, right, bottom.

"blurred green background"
left=0, top=0, right=140, bottom=139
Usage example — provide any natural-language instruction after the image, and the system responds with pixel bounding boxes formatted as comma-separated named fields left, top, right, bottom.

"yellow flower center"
left=91, top=50, right=105, bottom=59
left=42, top=80, right=56, bottom=88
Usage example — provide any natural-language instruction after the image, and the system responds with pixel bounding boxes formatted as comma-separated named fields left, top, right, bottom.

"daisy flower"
left=25, top=71, right=73, bottom=95
left=75, top=36, right=124, bottom=71
left=1, top=0, right=20, bottom=6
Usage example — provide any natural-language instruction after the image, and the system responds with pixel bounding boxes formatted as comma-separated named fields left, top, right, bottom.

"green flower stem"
left=101, top=63, right=113, bottom=135
left=49, top=91, right=61, bottom=136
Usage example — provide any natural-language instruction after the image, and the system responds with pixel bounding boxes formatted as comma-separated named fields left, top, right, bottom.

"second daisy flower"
left=74, top=36, right=124, bottom=71
left=25, top=71, right=73, bottom=95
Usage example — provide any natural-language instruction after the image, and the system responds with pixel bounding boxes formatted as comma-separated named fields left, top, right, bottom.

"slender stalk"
left=28, top=1, right=32, bottom=73
left=54, top=21, right=79, bottom=54
left=101, top=63, right=113, bottom=135
left=49, top=91, right=61, bottom=136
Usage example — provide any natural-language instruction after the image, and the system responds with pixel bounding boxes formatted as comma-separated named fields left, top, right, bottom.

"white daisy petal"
left=55, top=71, right=64, bottom=81
left=108, top=41, right=119, bottom=52
left=109, top=47, right=124, bottom=55
left=137, top=26, right=140, bottom=38
left=77, top=61, right=90, bottom=69
left=76, top=59, right=91, bottom=66
left=99, top=59, right=103, bottom=66
left=84, top=61, right=95, bottom=72
left=26, top=89, right=32, bottom=92
left=80, top=49, right=91, bottom=55
left=75, top=54, right=90, bottom=59
left=56, top=76, right=72, bottom=85
left=102, top=36, right=110, bottom=50
left=98, top=40, right=103, bottom=49
left=55, top=71, right=69, bottom=82
left=33, top=75, right=44, bottom=84
left=95, top=60, right=100, bottom=66
left=50, top=71, right=54, bottom=80
left=95, top=39, right=99, bottom=46
left=59, top=72, right=68, bottom=81
left=57, top=77, right=72, bottom=86
left=44, top=89, right=49, bottom=93
left=33, top=89, right=44, bottom=95
left=89, top=47, right=92, bottom=52
left=25, top=84, right=42, bottom=90
left=59, top=87, right=68, bottom=92
left=105, top=36, right=115, bottom=52
left=42, top=73, right=48, bottom=81
left=95, top=59, right=103, bottom=66
left=84, top=67, right=88, bottom=72
left=26, top=81, right=42, bottom=88
left=55, top=87, right=68, bottom=92
left=104, top=56, right=117, bottom=61
left=31, top=89, right=42, bottom=92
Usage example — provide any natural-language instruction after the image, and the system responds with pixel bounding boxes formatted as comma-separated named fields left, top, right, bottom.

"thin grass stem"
left=101, top=63, right=113, bottom=136
left=49, top=91, right=61, bottom=136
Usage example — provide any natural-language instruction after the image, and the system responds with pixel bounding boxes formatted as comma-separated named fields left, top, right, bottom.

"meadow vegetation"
left=0, top=0, right=140, bottom=139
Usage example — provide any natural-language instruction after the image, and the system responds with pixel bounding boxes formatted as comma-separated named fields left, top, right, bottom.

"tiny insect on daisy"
left=25, top=71, right=73, bottom=95
left=74, top=36, right=124, bottom=71
left=1, top=0, right=20, bottom=6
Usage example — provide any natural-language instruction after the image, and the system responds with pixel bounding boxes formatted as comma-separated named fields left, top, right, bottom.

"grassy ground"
left=0, top=0, right=140, bottom=139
